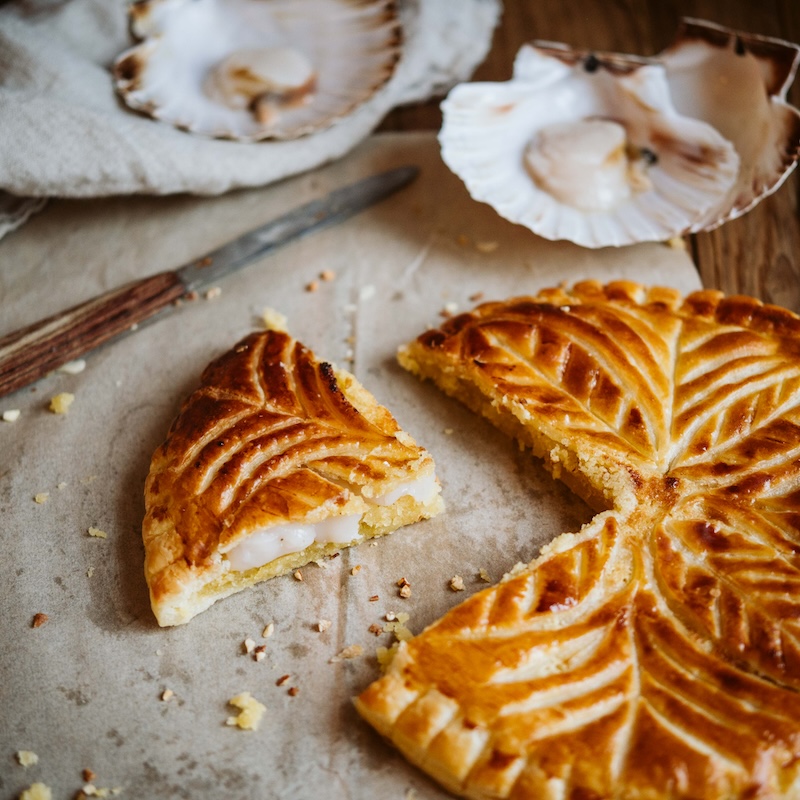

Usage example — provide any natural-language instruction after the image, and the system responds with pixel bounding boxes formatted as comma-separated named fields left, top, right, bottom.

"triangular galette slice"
left=143, top=327, right=443, bottom=626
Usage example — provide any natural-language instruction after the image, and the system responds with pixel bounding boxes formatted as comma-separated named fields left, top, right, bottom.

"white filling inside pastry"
left=226, top=474, right=439, bottom=572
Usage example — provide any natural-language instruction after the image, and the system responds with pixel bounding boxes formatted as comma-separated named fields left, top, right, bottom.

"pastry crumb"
left=319, top=269, right=336, bottom=281
left=57, top=482, right=67, bottom=490
left=330, top=644, right=363, bottom=663
left=76, top=783, right=123, bottom=798
left=161, top=689, right=174, bottom=702
left=317, top=619, right=332, bottom=632
left=31, top=613, right=48, bottom=628
left=253, top=645, right=267, bottom=662
left=469, top=292, right=485, bottom=302
left=476, top=240, right=499, bottom=253
left=369, top=594, right=379, bottom=602
left=288, top=686, right=299, bottom=697
left=87, top=527, right=107, bottom=539
left=276, top=674, right=290, bottom=687
left=87, top=566, right=95, bottom=578
left=242, top=637, right=256, bottom=655
left=261, top=307, right=288, bottom=331
left=368, top=623, right=383, bottom=636
left=48, top=392, right=74, bottom=414
left=449, top=575, right=465, bottom=592
left=293, top=570, right=303, bottom=581
left=666, top=236, right=687, bottom=250
left=262, top=622, right=274, bottom=639
left=2, top=409, right=20, bottom=422
left=204, top=286, right=222, bottom=300
left=16, top=750, right=39, bottom=767
left=225, top=692, right=266, bottom=731
left=58, top=359, right=86, bottom=375
left=444, top=428, right=454, bottom=435
left=82, top=769, right=96, bottom=783
left=478, top=568, right=491, bottom=583
left=19, top=783, right=51, bottom=800
left=33, top=493, right=49, bottom=504
left=305, top=280, right=319, bottom=292
left=399, top=584, right=411, bottom=599
left=383, top=612, right=412, bottom=642
left=350, top=565, right=362, bottom=576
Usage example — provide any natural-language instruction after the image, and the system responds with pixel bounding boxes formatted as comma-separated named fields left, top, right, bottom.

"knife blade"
left=0, top=165, right=418, bottom=400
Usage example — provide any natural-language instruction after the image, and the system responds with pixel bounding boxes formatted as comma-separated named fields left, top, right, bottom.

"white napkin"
left=0, top=0, right=500, bottom=234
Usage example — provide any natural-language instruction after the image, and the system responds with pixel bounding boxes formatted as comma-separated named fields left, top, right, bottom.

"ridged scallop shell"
left=113, top=0, right=401, bottom=141
left=440, top=43, right=740, bottom=248
left=661, top=18, right=800, bottom=231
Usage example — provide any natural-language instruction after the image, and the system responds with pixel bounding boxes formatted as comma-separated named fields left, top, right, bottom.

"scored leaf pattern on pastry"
left=356, top=281, right=800, bottom=799
left=143, top=329, right=431, bottom=605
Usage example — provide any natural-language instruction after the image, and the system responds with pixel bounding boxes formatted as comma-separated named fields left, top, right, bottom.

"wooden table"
left=380, top=0, right=800, bottom=313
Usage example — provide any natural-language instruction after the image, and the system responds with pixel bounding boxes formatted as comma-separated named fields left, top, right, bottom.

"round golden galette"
left=143, top=328, right=442, bottom=626
left=356, top=281, right=800, bottom=799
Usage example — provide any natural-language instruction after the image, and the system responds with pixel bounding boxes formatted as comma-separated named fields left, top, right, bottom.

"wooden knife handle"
left=0, top=270, right=186, bottom=400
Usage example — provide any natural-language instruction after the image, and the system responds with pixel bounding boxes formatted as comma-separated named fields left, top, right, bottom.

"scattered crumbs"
left=58, top=359, right=86, bottom=375
left=225, top=692, right=266, bottom=731
left=161, top=689, right=174, bottom=702
left=369, top=541, right=378, bottom=547
left=2, top=409, right=20, bottom=422
left=350, top=565, right=362, bottom=576
left=368, top=623, right=383, bottom=637
left=376, top=643, right=400, bottom=672
left=262, top=622, right=275, bottom=638
left=397, top=577, right=411, bottom=599
left=48, top=392, right=74, bottom=414
left=449, top=575, right=465, bottom=592
left=288, top=686, right=300, bottom=697
left=262, top=307, right=287, bottom=332
left=369, top=594, right=379, bottom=602
left=317, top=619, right=332, bottom=633
left=82, top=769, right=96, bottom=784
left=16, top=750, right=39, bottom=767
left=667, top=236, right=687, bottom=251
left=359, top=284, right=376, bottom=302
left=33, top=493, right=49, bottom=504
left=76, top=784, right=123, bottom=798
left=185, top=290, right=199, bottom=302
left=456, top=233, right=471, bottom=247
left=87, top=527, right=108, bottom=539
left=476, top=240, right=499, bottom=254
left=155, top=649, right=164, bottom=657
left=276, top=674, right=290, bottom=687
left=204, top=286, right=222, bottom=301
left=305, top=279, right=319, bottom=292
left=319, top=269, right=336, bottom=282
left=444, top=428, right=454, bottom=435
left=31, top=613, right=48, bottom=628
left=330, top=644, right=363, bottom=663
left=254, top=646, right=267, bottom=662
left=87, top=566, right=95, bottom=578
left=443, top=301, right=458, bottom=316
left=57, top=482, right=68, bottom=491
left=242, top=637, right=256, bottom=655
left=385, top=611, right=397, bottom=622
left=19, top=783, right=52, bottom=800
left=469, top=291, right=485, bottom=302
left=383, top=612, right=413, bottom=642
left=293, top=570, right=303, bottom=582
left=478, top=568, right=491, bottom=583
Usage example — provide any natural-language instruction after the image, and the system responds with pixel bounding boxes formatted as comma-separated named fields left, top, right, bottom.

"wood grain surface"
left=380, top=1, right=800, bottom=313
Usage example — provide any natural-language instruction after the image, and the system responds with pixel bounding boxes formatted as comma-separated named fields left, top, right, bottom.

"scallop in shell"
left=113, top=0, right=401, bottom=141
left=439, top=43, right=740, bottom=248
left=661, top=18, right=800, bottom=231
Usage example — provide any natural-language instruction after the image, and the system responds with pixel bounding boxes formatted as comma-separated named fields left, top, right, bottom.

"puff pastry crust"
left=143, top=328, right=442, bottom=626
left=355, top=281, right=800, bottom=799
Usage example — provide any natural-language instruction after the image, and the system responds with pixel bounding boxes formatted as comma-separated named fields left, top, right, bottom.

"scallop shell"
left=661, top=18, right=800, bottom=231
left=113, top=0, right=401, bottom=142
left=440, top=43, right=740, bottom=249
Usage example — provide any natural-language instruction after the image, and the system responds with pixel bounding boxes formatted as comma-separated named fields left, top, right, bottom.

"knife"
left=0, top=165, right=418, bottom=400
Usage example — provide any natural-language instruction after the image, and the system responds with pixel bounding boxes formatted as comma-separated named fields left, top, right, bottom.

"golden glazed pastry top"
left=356, top=281, right=800, bottom=799
left=143, top=328, right=439, bottom=626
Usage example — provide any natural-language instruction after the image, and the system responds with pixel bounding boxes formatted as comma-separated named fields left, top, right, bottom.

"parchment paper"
left=0, top=133, right=702, bottom=799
